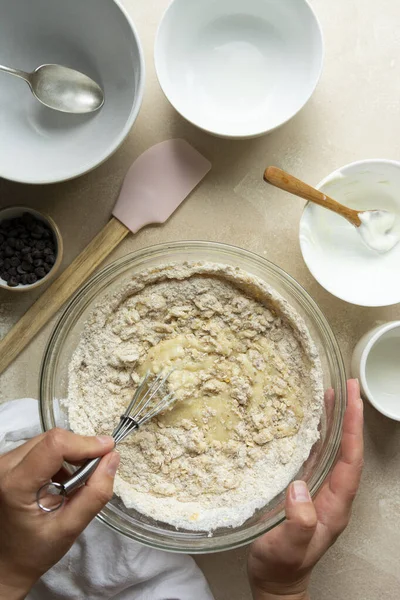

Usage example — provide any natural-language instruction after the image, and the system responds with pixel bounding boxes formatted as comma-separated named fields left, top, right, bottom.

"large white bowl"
left=300, top=160, right=400, bottom=307
left=155, top=0, right=323, bottom=138
left=0, top=0, right=145, bottom=184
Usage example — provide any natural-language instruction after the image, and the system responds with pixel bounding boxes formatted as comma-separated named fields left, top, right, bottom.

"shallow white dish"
left=155, top=0, right=324, bottom=138
left=0, top=0, right=145, bottom=184
left=351, top=321, right=400, bottom=421
left=300, top=160, right=400, bottom=307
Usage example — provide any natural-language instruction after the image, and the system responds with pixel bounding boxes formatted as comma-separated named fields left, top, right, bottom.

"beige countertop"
left=1, top=0, right=400, bottom=598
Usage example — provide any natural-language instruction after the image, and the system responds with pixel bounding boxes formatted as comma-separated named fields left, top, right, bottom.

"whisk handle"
left=62, top=457, right=102, bottom=495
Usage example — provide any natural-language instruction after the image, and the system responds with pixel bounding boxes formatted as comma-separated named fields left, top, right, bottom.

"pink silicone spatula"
left=0, top=139, right=211, bottom=373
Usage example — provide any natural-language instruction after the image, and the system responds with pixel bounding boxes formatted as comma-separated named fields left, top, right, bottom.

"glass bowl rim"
left=39, top=240, right=346, bottom=553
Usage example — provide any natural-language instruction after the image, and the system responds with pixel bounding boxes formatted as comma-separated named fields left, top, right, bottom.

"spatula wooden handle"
left=0, top=217, right=129, bottom=374
left=264, top=166, right=362, bottom=227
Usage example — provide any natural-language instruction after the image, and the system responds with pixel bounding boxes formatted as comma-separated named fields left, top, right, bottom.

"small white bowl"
left=300, top=160, right=400, bottom=307
left=0, top=206, right=63, bottom=292
left=0, top=0, right=145, bottom=184
left=351, top=322, right=400, bottom=421
left=155, top=0, right=324, bottom=138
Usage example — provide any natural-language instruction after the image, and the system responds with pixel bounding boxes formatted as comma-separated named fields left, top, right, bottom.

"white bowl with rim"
left=0, top=0, right=145, bottom=184
left=0, top=206, right=63, bottom=292
left=351, top=321, right=400, bottom=421
left=155, top=0, right=324, bottom=139
left=300, top=160, right=400, bottom=307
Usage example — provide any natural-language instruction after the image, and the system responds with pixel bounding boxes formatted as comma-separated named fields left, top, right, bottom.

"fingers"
left=285, top=481, right=318, bottom=549
left=62, top=451, right=120, bottom=533
left=328, top=379, right=364, bottom=501
left=261, top=481, right=318, bottom=569
left=12, top=428, right=115, bottom=490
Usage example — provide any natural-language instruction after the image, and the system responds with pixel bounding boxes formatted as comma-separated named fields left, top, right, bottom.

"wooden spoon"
left=264, top=166, right=362, bottom=226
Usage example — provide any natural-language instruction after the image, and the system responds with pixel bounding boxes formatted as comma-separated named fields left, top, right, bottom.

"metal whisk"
left=37, top=371, right=175, bottom=513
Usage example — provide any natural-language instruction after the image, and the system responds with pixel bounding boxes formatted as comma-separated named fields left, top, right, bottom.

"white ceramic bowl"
left=0, top=206, right=63, bottom=291
left=155, top=0, right=324, bottom=138
left=351, top=322, right=400, bottom=421
left=300, top=160, right=400, bottom=307
left=0, top=0, right=145, bottom=184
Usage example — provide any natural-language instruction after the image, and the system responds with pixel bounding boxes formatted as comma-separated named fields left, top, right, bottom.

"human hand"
left=248, top=379, right=364, bottom=600
left=0, top=428, right=119, bottom=600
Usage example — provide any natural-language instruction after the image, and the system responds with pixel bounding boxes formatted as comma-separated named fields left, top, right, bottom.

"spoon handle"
left=264, top=166, right=362, bottom=227
left=0, top=64, right=30, bottom=83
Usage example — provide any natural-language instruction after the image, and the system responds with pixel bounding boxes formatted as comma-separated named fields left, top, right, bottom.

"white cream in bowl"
left=358, top=210, right=400, bottom=254
left=300, top=160, right=400, bottom=307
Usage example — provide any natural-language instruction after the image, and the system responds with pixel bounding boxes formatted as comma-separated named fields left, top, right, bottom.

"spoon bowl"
left=0, top=63, right=104, bottom=113
left=30, top=64, right=104, bottom=113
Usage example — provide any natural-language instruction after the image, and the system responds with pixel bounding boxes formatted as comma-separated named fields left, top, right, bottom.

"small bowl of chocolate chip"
left=0, top=206, right=63, bottom=291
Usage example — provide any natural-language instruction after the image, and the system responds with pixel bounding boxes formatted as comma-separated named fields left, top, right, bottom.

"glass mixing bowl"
left=40, top=241, right=346, bottom=553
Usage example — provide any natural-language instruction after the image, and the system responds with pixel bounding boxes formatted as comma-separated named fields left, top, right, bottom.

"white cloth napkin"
left=0, top=399, right=215, bottom=600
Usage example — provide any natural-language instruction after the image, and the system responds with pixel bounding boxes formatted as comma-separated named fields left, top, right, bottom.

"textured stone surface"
left=1, top=0, right=400, bottom=598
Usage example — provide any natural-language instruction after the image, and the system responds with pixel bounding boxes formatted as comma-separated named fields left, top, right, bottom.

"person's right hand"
left=248, top=379, right=364, bottom=600
left=0, top=429, right=119, bottom=600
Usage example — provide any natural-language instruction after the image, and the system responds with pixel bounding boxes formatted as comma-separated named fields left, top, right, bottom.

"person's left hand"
left=0, top=429, right=119, bottom=600
left=248, top=379, right=364, bottom=600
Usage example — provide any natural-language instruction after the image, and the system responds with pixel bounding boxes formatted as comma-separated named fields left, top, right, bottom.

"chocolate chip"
left=31, top=250, right=42, bottom=260
left=21, top=260, right=33, bottom=272
left=33, top=225, right=45, bottom=238
left=5, top=246, right=13, bottom=257
left=10, top=256, right=20, bottom=267
left=35, top=240, right=46, bottom=250
left=35, top=267, right=46, bottom=278
left=45, top=254, right=55, bottom=265
left=26, top=272, right=37, bottom=284
left=21, top=246, right=31, bottom=255
left=17, top=265, right=26, bottom=275
left=43, top=263, right=51, bottom=274
left=8, top=276, right=19, bottom=287
left=33, top=258, right=43, bottom=267
left=26, top=221, right=36, bottom=232
left=43, top=247, right=53, bottom=255
left=8, top=267, right=17, bottom=277
left=3, top=258, right=11, bottom=270
left=14, top=239, right=24, bottom=250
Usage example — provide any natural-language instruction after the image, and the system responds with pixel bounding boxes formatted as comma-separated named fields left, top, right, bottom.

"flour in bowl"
left=66, top=262, right=324, bottom=531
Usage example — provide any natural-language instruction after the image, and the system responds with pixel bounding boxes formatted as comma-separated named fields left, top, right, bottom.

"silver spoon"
left=0, top=63, right=104, bottom=114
